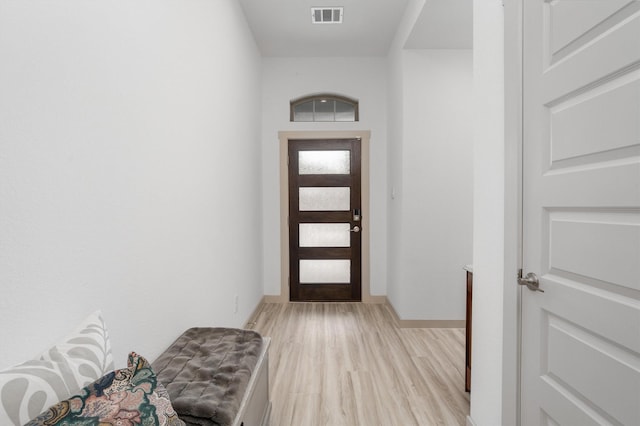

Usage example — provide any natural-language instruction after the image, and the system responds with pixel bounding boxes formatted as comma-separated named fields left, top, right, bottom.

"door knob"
left=518, top=271, right=544, bottom=292
left=350, top=226, right=360, bottom=233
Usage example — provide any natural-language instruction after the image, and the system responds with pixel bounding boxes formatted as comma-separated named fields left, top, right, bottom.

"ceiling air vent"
left=311, top=7, right=343, bottom=24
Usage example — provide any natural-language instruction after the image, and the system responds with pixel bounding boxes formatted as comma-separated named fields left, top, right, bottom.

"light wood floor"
left=247, top=303, right=470, bottom=426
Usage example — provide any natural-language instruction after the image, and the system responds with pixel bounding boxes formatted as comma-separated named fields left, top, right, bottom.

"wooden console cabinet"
left=464, top=266, right=473, bottom=392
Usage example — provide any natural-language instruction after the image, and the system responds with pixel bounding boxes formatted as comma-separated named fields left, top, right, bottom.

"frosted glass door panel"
left=299, top=187, right=350, bottom=211
left=300, top=223, right=351, bottom=247
left=300, top=260, right=350, bottom=284
left=299, top=151, right=350, bottom=175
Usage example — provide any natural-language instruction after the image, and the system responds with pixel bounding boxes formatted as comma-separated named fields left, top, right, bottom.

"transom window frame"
left=290, top=94, right=359, bottom=122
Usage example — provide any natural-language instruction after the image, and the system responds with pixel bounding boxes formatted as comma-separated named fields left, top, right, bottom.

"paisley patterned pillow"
left=25, top=352, right=184, bottom=426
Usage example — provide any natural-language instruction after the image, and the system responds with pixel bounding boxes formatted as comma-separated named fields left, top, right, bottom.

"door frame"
left=505, top=1, right=524, bottom=425
left=276, top=130, right=377, bottom=303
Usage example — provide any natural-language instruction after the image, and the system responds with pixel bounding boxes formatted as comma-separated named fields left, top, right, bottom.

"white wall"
left=387, top=1, right=473, bottom=321
left=0, top=0, right=263, bottom=370
left=400, top=50, right=473, bottom=320
left=260, top=57, right=388, bottom=297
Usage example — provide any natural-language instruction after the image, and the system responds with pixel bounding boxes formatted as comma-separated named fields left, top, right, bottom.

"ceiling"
left=238, top=0, right=473, bottom=57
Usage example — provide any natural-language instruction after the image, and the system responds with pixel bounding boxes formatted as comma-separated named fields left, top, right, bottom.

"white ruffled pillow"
left=0, top=310, right=113, bottom=425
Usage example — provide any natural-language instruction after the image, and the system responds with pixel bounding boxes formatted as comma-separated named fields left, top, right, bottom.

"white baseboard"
left=244, top=296, right=266, bottom=329
left=466, top=415, right=477, bottom=426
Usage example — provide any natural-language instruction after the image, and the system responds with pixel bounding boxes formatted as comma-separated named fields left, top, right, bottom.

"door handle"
left=518, top=271, right=544, bottom=292
left=350, top=226, right=360, bottom=233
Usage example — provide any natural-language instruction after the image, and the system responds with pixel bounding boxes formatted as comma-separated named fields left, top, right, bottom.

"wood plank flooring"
left=247, top=303, right=470, bottom=426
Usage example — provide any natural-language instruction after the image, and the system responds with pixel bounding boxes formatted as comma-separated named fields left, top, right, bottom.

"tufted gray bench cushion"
left=152, top=327, right=264, bottom=426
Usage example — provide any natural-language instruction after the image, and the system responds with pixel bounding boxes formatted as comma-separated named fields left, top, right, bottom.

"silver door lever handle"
left=518, top=272, right=544, bottom=292
left=350, top=226, right=360, bottom=233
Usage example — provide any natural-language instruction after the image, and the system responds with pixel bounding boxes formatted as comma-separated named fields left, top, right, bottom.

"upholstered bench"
left=152, top=328, right=271, bottom=426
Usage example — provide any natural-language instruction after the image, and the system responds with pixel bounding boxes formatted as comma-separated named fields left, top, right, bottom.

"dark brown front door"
left=288, top=139, right=361, bottom=301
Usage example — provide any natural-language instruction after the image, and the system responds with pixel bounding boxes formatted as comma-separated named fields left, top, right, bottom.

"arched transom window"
left=290, top=94, right=359, bottom=122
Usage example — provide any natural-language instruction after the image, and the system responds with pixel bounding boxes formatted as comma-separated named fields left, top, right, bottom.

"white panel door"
left=521, top=1, right=640, bottom=425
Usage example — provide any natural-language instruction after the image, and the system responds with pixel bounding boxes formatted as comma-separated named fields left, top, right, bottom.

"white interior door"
left=521, top=1, right=640, bottom=425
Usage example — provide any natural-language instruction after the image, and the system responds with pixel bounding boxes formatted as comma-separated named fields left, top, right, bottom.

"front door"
left=521, top=1, right=640, bottom=425
left=288, top=139, right=362, bottom=301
